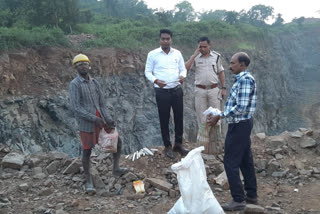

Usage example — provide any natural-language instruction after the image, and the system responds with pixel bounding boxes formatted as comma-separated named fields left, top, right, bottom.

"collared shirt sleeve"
left=69, top=81, right=97, bottom=122
left=178, top=51, right=187, bottom=78
left=216, top=56, right=224, bottom=74
left=221, top=77, right=254, bottom=118
left=145, top=52, right=157, bottom=83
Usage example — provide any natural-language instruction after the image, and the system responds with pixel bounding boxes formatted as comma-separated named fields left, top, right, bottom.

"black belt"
left=196, top=83, right=218, bottom=89
left=155, top=85, right=181, bottom=92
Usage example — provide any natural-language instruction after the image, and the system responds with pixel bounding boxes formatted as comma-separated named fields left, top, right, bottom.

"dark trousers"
left=224, top=118, right=257, bottom=202
left=155, top=86, right=183, bottom=148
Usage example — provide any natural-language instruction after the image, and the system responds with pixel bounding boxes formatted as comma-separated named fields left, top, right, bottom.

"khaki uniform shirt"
left=193, top=51, right=224, bottom=85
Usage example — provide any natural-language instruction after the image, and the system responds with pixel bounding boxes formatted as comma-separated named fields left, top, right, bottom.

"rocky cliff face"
left=253, top=28, right=320, bottom=134
left=0, top=27, right=319, bottom=155
left=0, top=47, right=198, bottom=156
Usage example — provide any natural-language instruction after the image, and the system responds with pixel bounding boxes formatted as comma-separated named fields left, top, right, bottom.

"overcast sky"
left=144, top=0, right=320, bottom=23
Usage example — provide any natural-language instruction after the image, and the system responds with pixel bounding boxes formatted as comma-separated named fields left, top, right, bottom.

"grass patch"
left=0, top=27, right=70, bottom=52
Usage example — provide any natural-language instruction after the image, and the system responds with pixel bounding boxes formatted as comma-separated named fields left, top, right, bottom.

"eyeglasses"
left=75, top=61, right=89, bottom=67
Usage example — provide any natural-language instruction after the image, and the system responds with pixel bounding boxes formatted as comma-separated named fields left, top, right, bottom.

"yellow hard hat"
left=72, top=54, right=90, bottom=65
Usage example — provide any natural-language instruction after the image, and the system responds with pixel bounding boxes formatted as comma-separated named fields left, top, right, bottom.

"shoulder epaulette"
left=211, top=50, right=221, bottom=56
left=211, top=51, right=220, bottom=64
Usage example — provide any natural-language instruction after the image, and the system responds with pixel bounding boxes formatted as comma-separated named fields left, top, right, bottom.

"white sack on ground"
left=168, top=146, right=224, bottom=214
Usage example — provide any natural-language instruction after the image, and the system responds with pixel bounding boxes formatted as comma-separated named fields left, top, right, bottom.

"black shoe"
left=221, top=200, right=246, bottom=211
left=113, top=167, right=129, bottom=176
left=164, top=147, right=175, bottom=159
left=173, top=145, right=189, bottom=156
left=246, top=196, right=258, bottom=204
left=85, top=183, right=96, bottom=195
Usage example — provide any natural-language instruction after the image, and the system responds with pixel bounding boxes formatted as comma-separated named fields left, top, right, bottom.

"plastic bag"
left=168, top=147, right=224, bottom=214
left=203, top=107, right=221, bottom=116
left=197, top=123, right=209, bottom=145
left=199, top=107, right=223, bottom=154
left=98, top=128, right=119, bottom=153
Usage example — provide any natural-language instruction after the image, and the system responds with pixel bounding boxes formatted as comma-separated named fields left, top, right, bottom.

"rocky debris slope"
left=0, top=128, right=319, bottom=214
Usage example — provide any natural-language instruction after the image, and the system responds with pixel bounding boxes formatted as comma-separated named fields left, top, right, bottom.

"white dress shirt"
left=145, top=47, right=187, bottom=89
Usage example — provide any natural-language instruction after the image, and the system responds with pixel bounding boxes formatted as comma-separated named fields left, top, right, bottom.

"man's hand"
left=154, top=79, right=167, bottom=88
left=185, top=45, right=200, bottom=71
left=193, top=45, right=200, bottom=57
left=104, top=120, right=116, bottom=133
left=207, top=114, right=220, bottom=126
left=106, top=120, right=116, bottom=129
left=179, top=75, right=185, bottom=84
left=95, top=117, right=104, bottom=128
left=221, top=88, right=226, bottom=99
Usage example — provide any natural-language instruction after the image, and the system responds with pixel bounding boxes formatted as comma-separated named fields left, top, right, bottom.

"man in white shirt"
left=145, top=29, right=189, bottom=159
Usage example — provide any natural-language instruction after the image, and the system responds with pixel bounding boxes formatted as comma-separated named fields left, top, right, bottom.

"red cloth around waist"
left=80, top=110, right=105, bottom=150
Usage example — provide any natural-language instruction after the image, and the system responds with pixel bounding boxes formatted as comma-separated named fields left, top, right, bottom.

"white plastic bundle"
left=168, top=147, right=224, bottom=214
left=203, top=107, right=221, bottom=116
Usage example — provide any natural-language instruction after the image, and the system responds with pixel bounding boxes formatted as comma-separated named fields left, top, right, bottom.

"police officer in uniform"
left=185, top=36, right=226, bottom=154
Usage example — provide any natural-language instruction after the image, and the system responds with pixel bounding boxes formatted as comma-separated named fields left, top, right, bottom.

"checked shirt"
left=220, top=70, right=257, bottom=124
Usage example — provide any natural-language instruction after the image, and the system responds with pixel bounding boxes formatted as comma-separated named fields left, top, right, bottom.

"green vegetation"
left=0, top=27, right=69, bottom=51
left=0, top=0, right=318, bottom=52
left=78, top=21, right=158, bottom=50
left=76, top=20, right=267, bottom=51
left=236, top=43, right=256, bottom=51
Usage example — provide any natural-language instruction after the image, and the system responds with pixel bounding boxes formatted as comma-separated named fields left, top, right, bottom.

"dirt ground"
left=1, top=133, right=320, bottom=214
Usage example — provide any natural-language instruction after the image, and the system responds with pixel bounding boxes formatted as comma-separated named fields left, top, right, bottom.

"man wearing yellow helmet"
left=69, top=53, right=128, bottom=194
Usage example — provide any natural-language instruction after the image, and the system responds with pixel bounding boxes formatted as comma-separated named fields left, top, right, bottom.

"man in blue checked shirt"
left=207, top=52, right=258, bottom=211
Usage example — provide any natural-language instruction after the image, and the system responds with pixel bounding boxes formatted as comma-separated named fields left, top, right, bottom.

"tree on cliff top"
left=272, top=13, right=284, bottom=26
left=198, top=10, right=227, bottom=21
left=103, top=0, right=154, bottom=19
left=173, top=0, right=196, bottom=22
left=0, top=0, right=81, bottom=31
left=247, top=4, right=274, bottom=26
